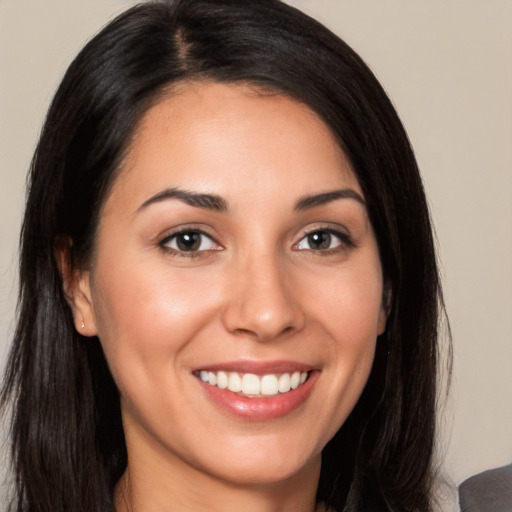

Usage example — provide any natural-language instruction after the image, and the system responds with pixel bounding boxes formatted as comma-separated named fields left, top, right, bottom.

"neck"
left=114, top=451, right=321, bottom=512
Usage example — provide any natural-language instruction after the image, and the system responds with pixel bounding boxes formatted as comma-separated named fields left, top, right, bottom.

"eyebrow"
left=137, top=186, right=365, bottom=214
left=137, top=187, right=228, bottom=213
left=294, top=188, right=366, bottom=211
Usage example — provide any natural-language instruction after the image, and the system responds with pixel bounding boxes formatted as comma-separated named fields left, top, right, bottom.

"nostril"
left=227, top=318, right=302, bottom=342
left=281, top=325, right=295, bottom=336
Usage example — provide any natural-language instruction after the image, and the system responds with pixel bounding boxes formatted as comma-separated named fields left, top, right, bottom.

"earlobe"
left=72, top=271, right=99, bottom=336
left=54, top=236, right=98, bottom=337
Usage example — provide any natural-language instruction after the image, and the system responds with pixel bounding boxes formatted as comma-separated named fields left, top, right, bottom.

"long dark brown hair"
left=1, top=1, right=448, bottom=510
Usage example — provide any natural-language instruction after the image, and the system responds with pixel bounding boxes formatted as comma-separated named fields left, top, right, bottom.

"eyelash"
left=158, top=228, right=221, bottom=258
left=158, top=226, right=354, bottom=258
left=293, top=227, right=355, bottom=255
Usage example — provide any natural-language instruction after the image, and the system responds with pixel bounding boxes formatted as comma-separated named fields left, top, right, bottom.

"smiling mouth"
left=195, top=370, right=310, bottom=397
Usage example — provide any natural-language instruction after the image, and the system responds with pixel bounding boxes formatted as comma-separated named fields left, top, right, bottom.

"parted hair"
left=1, top=1, right=446, bottom=511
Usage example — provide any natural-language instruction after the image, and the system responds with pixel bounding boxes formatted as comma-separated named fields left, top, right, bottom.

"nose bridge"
left=222, top=247, right=304, bottom=340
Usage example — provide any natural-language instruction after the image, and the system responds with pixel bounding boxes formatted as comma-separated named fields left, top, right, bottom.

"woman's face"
left=76, top=82, right=387, bottom=488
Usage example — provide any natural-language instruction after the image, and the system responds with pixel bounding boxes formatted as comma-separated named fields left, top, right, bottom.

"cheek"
left=331, top=272, right=383, bottom=380
left=309, top=260, right=385, bottom=342
left=306, top=261, right=383, bottom=416
left=89, top=257, right=220, bottom=384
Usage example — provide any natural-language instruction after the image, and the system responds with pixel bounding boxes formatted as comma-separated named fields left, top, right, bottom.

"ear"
left=377, top=280, right=392, bottom=335
left=55, top=236, right=98, bottom=337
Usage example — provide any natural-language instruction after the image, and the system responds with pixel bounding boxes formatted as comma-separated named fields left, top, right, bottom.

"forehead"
left=107, top=81, right=361, bottom=214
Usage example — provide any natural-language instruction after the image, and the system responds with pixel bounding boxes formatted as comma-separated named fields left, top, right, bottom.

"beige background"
left=1, top=0, right=511, bottom=506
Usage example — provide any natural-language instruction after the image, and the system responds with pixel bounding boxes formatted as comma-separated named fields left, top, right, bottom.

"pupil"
left=177, top=232, right=200, bottom=251
left=308, top=231, right=331, bottom=250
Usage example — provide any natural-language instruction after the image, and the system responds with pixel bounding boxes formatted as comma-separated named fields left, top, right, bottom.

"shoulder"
left=459, top=463, right=512, bottom=512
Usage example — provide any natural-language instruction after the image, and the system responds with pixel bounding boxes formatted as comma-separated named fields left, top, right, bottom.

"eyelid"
left=158, top=226, right=223, bottom=256
left=155, top=223, right=355, bottom=259
left=293, top=225, right=355, bottom=251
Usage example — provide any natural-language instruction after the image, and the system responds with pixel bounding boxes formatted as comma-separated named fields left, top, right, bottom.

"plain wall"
left=1, top=0, right=511, bottom=507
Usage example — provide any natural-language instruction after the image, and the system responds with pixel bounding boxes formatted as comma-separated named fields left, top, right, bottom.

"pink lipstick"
left=193, top=361, right=319, bottom=420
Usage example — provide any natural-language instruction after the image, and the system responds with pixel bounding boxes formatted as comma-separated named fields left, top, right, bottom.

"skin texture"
left=68, top=82, right=388, bottom=512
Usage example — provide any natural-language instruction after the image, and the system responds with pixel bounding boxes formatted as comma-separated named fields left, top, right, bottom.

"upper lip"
left=193, top=360, right=315, bottom=375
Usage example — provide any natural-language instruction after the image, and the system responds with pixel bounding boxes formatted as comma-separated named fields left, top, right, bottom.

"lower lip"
left=197, top=371, right=319, bottom=420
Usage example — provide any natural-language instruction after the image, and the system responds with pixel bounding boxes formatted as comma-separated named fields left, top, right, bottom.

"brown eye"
left=161, top=230, right=218, bottom=253
left=176, top=232, right=202, bottom=251
left=307, top=231, right=332, bottom=250
left=295, top=229, right=350, bottom=252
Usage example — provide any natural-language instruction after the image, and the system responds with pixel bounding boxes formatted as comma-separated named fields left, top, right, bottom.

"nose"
left=222, top=253, right=305, bottom=341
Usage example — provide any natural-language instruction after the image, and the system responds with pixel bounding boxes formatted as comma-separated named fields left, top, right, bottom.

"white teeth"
left=228, top=372, right=242, bottom=392
left=278, top=373, right=291, bottom=393
left=217, top=371, right=228, bottom=389
left=260, top=374, right=278, bottom=396
left=242, top=374, right=260, bottom=395
left=198, top=370, right=309, bottom=396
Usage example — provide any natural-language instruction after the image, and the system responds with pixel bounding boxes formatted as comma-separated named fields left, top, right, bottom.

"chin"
left=196, top=439, right=321, bottom=487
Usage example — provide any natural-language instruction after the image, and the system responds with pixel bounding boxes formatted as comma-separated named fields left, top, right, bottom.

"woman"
left=1, top=0, right=446, bottom=510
